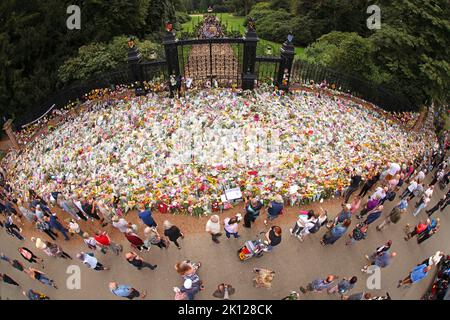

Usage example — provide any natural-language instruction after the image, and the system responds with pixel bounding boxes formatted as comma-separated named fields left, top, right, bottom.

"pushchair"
left=238, top=232, right=268, bottom=261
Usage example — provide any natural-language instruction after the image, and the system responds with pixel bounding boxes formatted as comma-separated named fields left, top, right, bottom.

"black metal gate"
left=177, top=38, right=244, bottom=87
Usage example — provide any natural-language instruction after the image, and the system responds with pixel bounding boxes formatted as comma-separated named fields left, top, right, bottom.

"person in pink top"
left=350, top=196, right=362, bottom=215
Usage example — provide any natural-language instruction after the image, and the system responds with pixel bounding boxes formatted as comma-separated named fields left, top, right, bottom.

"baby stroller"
left=238, top=232, right=268, bottom=261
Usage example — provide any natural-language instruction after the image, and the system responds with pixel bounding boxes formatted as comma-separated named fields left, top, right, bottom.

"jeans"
left=413, top=202, right=425, bottom=217
left=344, top=186, right=358, bottom=203
left=225, top=230, right=239, bottom=238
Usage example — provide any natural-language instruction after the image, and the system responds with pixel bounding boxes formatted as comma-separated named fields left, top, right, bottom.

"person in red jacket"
left=124, top=229, right=149, bottom=251
left=94, top=231, right=122, bottom=255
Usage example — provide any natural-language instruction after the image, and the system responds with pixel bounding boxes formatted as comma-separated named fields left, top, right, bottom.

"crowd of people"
left=0, top=83, right=449, bottom=300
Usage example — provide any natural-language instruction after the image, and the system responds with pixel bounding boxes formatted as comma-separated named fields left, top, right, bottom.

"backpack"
left=386, top=191, right=396, bottom=201
left=309, top=219, right=322, bottom=234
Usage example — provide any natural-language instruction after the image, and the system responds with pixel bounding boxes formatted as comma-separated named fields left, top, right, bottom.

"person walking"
left=244, top=198, right=264, bottom=228
left=0, top=273, right=20, bottom=287
left=137, top=204, right=157, bottom=228
left=76, top=252, right=109, bottom=271
left=328, top=276, right=358, bottom=296
left=223, top=215, right=241, bottom=239
left=163, top=220, right=184, bottom=249
left=400, top=180, right=417, bottom=200
left=412, top=196, right=430, bottom=217
left=205, top=215, right=222, bottom=244
left=109, top=282, right=146, bottom=299
left=397, top=264, right=432, bottom=288
left=3, top=214, right=24, bottom=241
left=345, top=223, right=368, bottom=246
left=358, top=173, right=379, bottom=198
left=289, top=210, right=316, bottom=240
left=362, top=250, right=397, bottom=273
left=417, top=218, right=440, bottom=244
left=179, top=278, right=202, bottom=300
left=426, top=191, right=449, bottom=217
left=125, top=251, right=157, bottom=270
left=300, top=275, right=336, bottom=294
left=67, top=219, right=84, bottom=237
left=321, top=219, right=351, bottom=246
left=124, top=228, right=149, bottom=251
left=377, top=200, right=408, bottom=231
left=18, top=247, right=44, bottom=265
left=36, top=218, right=58, bottom=241
left=24, top=267, right=57, bottom=289
left=42, top=240, right=72, bottom=260
left=112, top=216, right=132, bottom=233
left=363, top=205, right=384, bottom=225
left=356, top=196, right=380, bottom=219
left=144, top=226, right=168, bottom=249
left=94, top=231, right=123, bottom=255
left=23, top=289, right=50, bottom=300
left=49, top=214, right=69, bottom=240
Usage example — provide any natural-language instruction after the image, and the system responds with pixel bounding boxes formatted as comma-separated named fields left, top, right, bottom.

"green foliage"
left=0, top=0, right=178, bottom=125
left=250, top=8, right=294, bottom=43
left=57, top=36, right=162, bottom=84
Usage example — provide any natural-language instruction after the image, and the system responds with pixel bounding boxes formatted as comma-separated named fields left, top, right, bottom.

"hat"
left=184, top=279, right=192, bottom=289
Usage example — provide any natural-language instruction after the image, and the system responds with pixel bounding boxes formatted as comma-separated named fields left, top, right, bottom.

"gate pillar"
left=242, top=18, right=258, bottom=91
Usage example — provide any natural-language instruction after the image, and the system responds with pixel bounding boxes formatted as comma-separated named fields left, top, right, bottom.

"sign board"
left=224, top=187, right=242, bottom=201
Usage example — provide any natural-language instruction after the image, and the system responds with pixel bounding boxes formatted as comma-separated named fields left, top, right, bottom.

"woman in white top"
left=76, top=252, right=108, bottom=271
left=206, top=215, right=222, bottom=243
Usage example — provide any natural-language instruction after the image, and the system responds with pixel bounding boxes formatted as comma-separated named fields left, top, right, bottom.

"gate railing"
left=255, top=56, right=282, bottom=86
left=290, top=59, right=417, bottom=112
left=15, top=60, right=167, bottom=129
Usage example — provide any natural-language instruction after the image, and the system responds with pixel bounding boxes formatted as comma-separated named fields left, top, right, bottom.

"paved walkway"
left=0, top=169, right=448, bottom=300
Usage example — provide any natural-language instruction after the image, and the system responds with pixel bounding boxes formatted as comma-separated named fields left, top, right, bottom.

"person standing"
left=18, top=247, right=44, bottom=265
left=344, top=169, right=362, bottom=203
left=264, top=226, right=282, bottom=251
left=23, top=289, right=50, bottom=300
left=358, top=172, right=379, bottom=198
left=244, top=198, right=264, bottom=228
left=163, top=220, right=184, bottom=249
left=76, top=252, right=109, bottom=271
left=264, top=195, right=284, bottom=225
left=112, top=216, right=132, bottom=233
left=3, top=214, right=24, bottom=240
left=138, top=204, right=157, bottom=228
left=356, top=196, right=380, bottom=219
left=205, top=215, right=222, bottom=244
left=109, top=282, right=146, bottom=299
left=49, top=214, right=69, bottom=240
left=397, top=264, right=432, bottom=288
left=125, top=251, right=157, bottom=270
left=224, top=215, right=240, bottom=239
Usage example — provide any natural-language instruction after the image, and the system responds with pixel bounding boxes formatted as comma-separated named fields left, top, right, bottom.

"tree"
left=370, top=0, right=450, bottom=105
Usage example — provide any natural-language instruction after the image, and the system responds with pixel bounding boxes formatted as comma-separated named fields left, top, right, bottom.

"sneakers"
left=297, top=235, right=303, bottom=242
left=263, top=220, right=268, bottom=226
left=364, top=255, right=370, bottom=261
left=289, top=228, right=294, bottom=235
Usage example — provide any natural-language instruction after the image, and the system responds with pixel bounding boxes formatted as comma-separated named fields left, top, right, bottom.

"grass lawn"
left=180, top=13, right=305, bottom=58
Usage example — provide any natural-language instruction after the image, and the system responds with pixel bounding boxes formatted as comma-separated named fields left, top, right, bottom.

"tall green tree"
left=371, top=0, right=450, bottom=105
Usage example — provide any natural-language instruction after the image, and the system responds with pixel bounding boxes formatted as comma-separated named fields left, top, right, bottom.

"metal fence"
left=255, top=56, right=281, bottom=85
left=15, top=60, right=167, bottom=129
left=290, top=59, right=417, bottom=112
